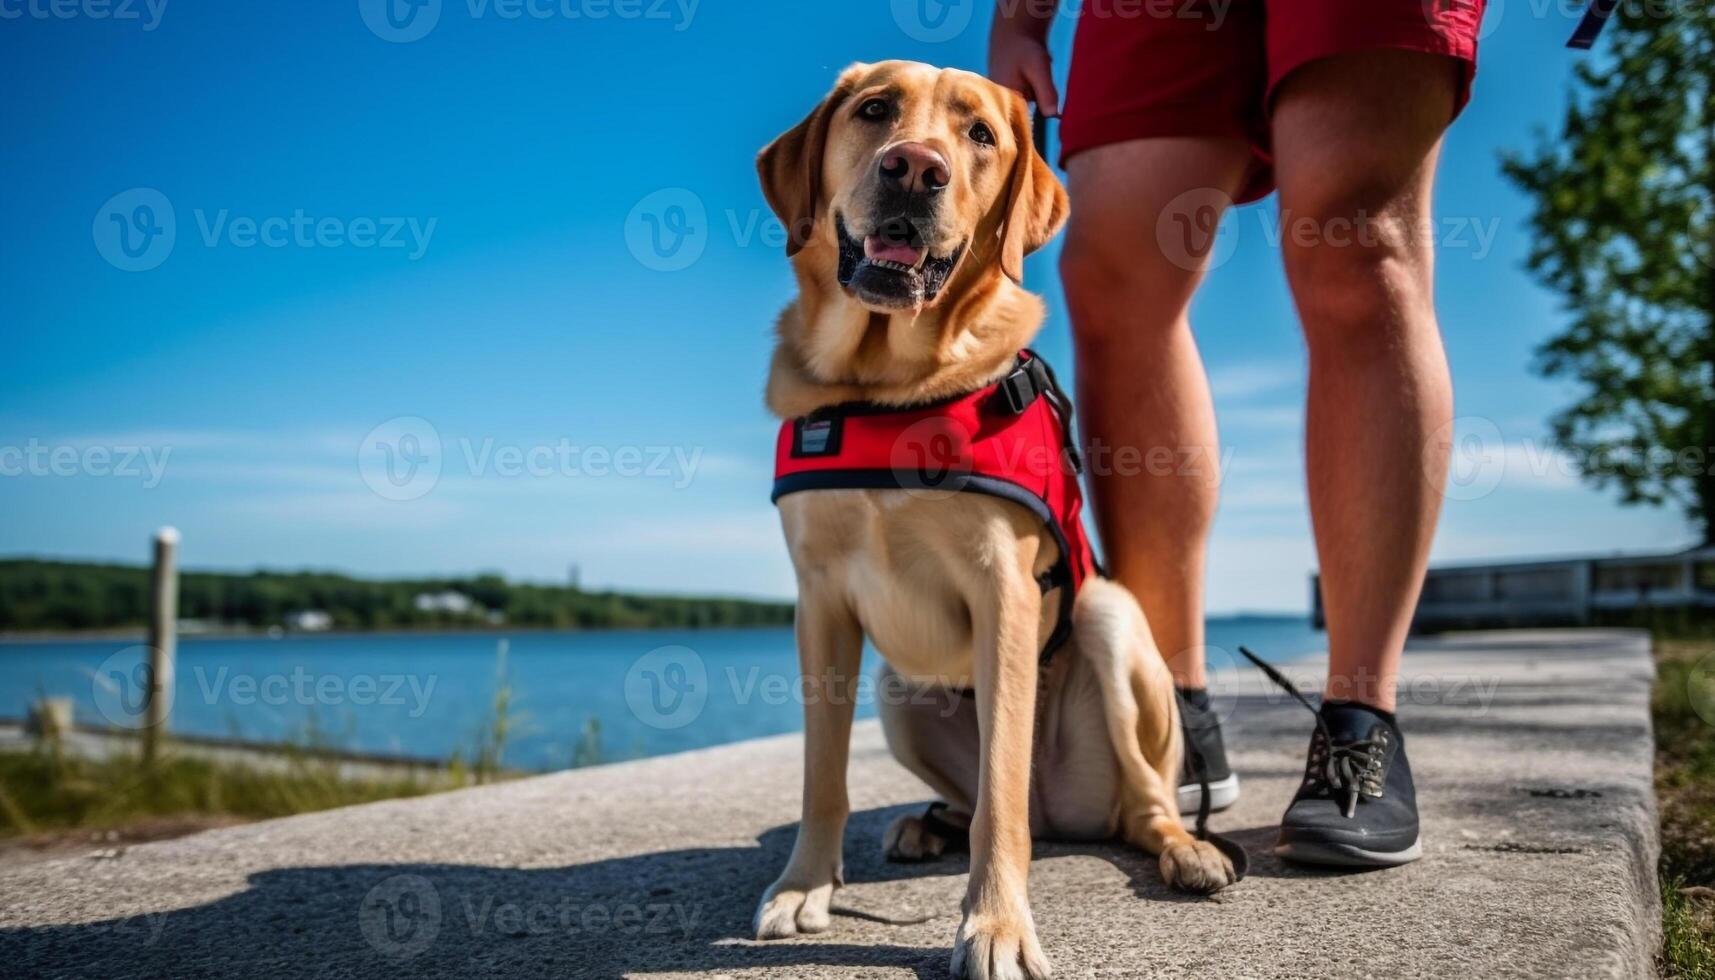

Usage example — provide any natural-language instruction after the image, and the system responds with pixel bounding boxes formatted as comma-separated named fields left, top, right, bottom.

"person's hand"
left=988, top=16, right=1060, bottom=118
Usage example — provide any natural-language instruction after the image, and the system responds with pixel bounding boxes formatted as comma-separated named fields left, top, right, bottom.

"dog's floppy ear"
left=757, top=69, right=859, bottom=257
left=998, top=92, right=1068, bottom=283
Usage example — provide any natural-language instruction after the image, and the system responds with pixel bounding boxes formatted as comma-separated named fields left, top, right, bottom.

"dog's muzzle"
left=835, top=213, right=963, bottom=310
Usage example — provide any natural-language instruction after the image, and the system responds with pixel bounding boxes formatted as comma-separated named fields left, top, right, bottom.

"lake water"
left=0, top=617, right=1323, bottom=771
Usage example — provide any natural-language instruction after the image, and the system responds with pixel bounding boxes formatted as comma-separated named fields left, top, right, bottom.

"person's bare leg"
left=1272, top=49, right=1459, bottom=712
left=1060, top=138, right=1253, bottom=689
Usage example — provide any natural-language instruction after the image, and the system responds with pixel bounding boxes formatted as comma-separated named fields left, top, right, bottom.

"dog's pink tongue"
left=865, top=236, right=924, bottom=266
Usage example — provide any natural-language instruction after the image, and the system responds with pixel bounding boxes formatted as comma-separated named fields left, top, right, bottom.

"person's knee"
left=1059, top=219, right=1199, bottom=346
left=1281, top=194, right=1434, bottom=354
left=1058, top=224, right=1131, bottom=325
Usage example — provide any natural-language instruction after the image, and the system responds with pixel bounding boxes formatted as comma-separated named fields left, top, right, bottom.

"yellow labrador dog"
left=754, top=61, right=1237, bottom=980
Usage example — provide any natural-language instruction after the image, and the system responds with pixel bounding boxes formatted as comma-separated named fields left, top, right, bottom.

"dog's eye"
left=858, top=98, right=890, bottom=121
left=969, top=121, right=996, bottom=146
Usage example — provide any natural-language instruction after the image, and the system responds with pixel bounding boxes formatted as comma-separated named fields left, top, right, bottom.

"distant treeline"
left=0, top=559, right=795, bottom=632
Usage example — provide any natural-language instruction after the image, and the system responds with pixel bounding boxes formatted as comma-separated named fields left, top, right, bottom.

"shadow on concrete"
left=1, top=802, right=1296, bottom=980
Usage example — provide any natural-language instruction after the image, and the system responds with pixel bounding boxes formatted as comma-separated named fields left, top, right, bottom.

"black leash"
left=1567, top=0, right=1620, bottom=49
left=1176, top=689, right=1250, bottom=881
left=1174, top=643, right=1339, bottom=879
left=1236, top=644, right=1339, bottom=769
left=1237, top=645, right=1321, bottom=717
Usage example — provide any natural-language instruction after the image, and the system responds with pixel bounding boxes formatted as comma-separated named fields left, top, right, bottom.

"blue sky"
left=0, top=0, right=1694, bottom=612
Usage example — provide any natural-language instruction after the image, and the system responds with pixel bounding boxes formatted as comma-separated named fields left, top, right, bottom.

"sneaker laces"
left=1237, top=646, right=1388, bottom=820
left=1303, top=725, right=1390, bottom=819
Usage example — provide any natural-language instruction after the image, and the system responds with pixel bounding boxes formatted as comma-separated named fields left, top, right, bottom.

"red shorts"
left=1060, top=0, right=1486, bottom=202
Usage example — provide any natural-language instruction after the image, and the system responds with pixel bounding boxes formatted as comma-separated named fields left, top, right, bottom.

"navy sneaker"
left=1177, top=688, right=1240, bottom=814
left=1276, top=700, right=1422, bottom=868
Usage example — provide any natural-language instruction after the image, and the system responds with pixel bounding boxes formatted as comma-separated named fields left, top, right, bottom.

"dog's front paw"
left=753, top=878, right=835, bottom=939
left=951, top=910, right=1051, bottom=980
left=883, top=811, right=950, bottom=863
left=1159, top=839, right=1237, bottom=894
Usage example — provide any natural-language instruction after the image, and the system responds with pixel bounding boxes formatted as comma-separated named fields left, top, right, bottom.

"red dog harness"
left=772, top=351, right=1098, bottom=660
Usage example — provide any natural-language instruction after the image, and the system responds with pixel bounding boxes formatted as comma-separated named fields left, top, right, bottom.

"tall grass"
left=1655, top=638, right=1715, bottom=977
left=1664, top=878, right=1715, bottom=980
left=0, top=743, right=439, bottom=838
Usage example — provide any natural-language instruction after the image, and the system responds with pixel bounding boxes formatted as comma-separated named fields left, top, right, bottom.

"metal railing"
left=1311, top=546, right=1715, bottom=632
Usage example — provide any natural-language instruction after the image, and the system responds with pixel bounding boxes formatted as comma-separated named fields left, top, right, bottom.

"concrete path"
left=0, top=630, right=1660, bottom=978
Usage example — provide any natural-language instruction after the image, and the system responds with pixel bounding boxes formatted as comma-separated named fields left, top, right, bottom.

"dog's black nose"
left=879, top=142, right=949, bottom=195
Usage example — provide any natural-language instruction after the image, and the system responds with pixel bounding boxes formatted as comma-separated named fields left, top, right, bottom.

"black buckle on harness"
left=993, top=353, right=1086, bottom=476
left=996, top=358, right=1051, bottom=415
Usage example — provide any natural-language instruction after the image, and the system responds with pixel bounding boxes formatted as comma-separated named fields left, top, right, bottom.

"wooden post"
left=143, top=526, right=179, bottom=764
